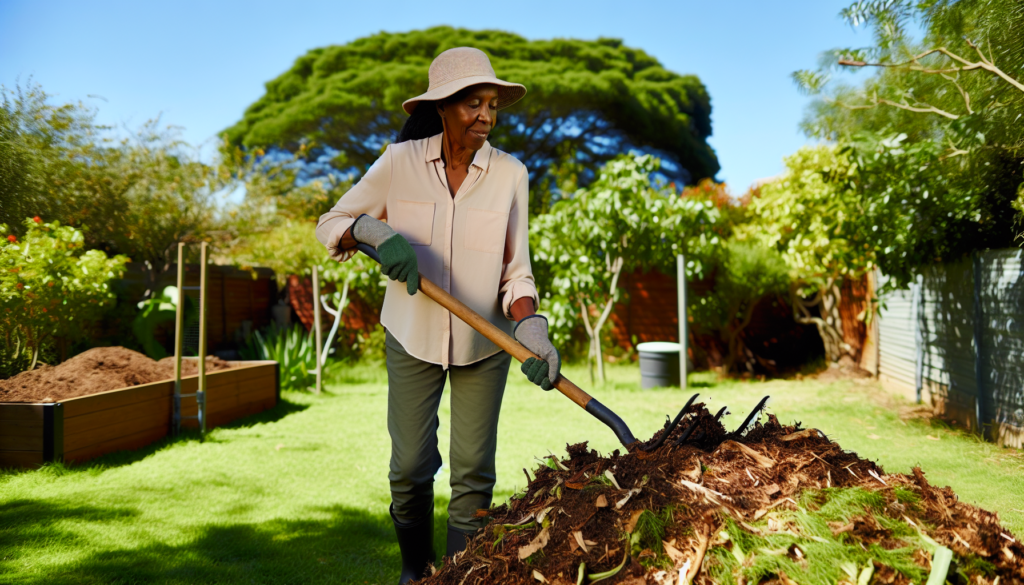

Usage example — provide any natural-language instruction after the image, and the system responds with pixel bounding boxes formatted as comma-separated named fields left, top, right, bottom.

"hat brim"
left=403, top=75, right=526, bottom=115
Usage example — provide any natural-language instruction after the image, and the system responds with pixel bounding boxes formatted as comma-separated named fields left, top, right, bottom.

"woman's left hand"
left=514, top=315, right=561, bottom=390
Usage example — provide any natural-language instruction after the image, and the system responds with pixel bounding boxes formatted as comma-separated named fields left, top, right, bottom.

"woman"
left=316, top=47, right=561, bottom=583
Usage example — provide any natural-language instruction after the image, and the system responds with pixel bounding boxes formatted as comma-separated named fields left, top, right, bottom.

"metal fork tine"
left=643, top=393, right=698, bottom=451
left=731, top=395, right=771, bottom=437
left=672, top=409, right=706, bottom=447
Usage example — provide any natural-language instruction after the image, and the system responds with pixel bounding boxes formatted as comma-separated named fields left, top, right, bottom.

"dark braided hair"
left=395, top=86, right=482, bottom=144
left=396, top=101, right=443, bottom=143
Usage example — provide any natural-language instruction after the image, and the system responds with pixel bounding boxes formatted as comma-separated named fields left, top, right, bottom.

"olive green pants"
left=385, top=330, right=511, bottom=531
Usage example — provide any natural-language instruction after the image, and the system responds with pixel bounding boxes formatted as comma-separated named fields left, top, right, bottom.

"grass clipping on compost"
left=420, top=403, right=1023, bottom=585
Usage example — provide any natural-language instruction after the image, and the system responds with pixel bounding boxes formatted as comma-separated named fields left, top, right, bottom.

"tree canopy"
left=794, top=0, right=1023, bottom=247
left=223, top=27, right=719, bottom=211
left=530, top=154, right=722, bottom=382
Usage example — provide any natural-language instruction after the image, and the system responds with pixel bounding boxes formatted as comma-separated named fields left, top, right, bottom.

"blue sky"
left=0, top=0, right=872, bottom=193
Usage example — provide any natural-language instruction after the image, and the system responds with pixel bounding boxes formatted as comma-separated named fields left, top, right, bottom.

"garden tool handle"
left=356, top=243, right=637, bottom=448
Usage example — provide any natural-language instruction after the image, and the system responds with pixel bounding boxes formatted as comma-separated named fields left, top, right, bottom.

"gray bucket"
left=637, top=342, right=680, bottom=389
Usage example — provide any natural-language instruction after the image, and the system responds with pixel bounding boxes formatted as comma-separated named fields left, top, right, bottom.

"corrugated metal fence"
left=876, top=249, right=1024, bottom=448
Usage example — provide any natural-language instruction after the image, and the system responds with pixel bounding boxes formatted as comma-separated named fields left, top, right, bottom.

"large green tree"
left=223, top=27, right=719, bottom=212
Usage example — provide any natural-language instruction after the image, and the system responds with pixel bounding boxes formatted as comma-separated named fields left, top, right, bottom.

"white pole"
left=312, top=266, right=323, bottom=395
left=677, top=254, right=687, bottom=391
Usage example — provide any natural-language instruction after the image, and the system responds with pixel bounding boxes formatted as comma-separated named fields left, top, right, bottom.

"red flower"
left=16, top=283, right=23, bottom=289
left=41, top=308, right=47, bottom=313
left=6, top=235, right=15, bottom=243
left=33, top=216, right=41, bottom=223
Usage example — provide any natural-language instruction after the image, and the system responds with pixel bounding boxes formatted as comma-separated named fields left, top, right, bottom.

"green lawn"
left=2, top=363, right=1022, bottom=584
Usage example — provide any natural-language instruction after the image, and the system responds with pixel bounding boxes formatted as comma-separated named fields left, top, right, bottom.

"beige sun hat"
left=402, top=47, right=527, bottom=115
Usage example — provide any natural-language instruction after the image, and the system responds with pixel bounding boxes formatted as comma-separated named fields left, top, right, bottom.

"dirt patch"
left=0, top=347, right=233, bottom=403
left=421, top=402, right=1023, bottom=584
left=814, top=361, right=874, bottom=382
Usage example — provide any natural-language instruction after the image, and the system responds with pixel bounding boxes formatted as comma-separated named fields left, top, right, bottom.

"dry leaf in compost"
left=518, top=527, right=550, bottom=560
left=532, top=569, right=547, bottom=582
left=572, top=530, right=596, bottom=554
left=678, top=479, right=731, bottom=505
left=625, top=509, right=644, bottom=534
left=718, top=440, right=774, bottom=468
left=663, top=540, right=686, bottom=565
left=780, top=428, right=819, bottom=442
left=615, top=488, right=641, bottom=510
left=537, top=506, right=555, bottom=525
left=604, top=469, right=622, bottom=490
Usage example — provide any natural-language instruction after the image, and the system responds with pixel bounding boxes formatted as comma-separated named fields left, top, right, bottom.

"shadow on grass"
left=0, top=499, right=142, bottom=559
left=0, top=397, right=311, bottom=478
left=215, top=394, right=311, bottom=430
left=6, top=498, right=460, bottom=585
left=7, top=503, right=405, bottom=585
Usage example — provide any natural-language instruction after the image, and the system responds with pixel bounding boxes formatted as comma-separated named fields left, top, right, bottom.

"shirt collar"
left=425, top=132, right=491, bottom=171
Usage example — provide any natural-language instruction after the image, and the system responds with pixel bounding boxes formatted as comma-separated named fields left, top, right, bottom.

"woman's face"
left=438, top=84, right=500, bottom=152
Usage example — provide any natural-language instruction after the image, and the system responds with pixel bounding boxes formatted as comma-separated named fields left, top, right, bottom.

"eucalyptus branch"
left=939, top=73, right=973, bottom=114
left=828, top=94, right=960, bottom=120
left=839, top=44, right=1024, bottom=94
left=937, top=137, right=970, bottom=161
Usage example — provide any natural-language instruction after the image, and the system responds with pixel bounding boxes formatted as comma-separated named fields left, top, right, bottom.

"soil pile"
left=423, top=403, right=1023, bottom=585
left=0, top=347, right=233, bottom=403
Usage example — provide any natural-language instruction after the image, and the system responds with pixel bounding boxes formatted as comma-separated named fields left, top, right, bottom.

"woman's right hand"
left=350, top=215, right=419, bottom=295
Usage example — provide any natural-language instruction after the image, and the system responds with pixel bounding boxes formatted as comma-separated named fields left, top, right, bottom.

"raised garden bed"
left=0, top=360, right=279, bottom=468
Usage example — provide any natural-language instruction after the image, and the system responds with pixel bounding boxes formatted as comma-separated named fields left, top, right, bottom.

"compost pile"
left=422, top=403, right=1023, bottom=585
left=0, top=347, right=233, bottom=403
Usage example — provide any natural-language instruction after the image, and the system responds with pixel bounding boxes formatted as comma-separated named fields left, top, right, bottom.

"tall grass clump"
left=240, top=323, right=335, bottom=391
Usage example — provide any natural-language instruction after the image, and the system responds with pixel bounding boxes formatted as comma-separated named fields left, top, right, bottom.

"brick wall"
left=608, top=270, right=824, bottom=371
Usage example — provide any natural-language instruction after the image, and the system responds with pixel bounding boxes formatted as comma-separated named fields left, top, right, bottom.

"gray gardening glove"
left=514, top=315, right=561, bottom=390
left=351, top=214, right=419, bottom=295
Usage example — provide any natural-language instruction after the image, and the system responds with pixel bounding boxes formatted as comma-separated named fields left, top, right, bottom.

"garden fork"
left=357, top=244, right=639, bottom=448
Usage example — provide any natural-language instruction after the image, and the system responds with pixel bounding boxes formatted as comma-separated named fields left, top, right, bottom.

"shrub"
left=0, top=218, right=128, bottom=375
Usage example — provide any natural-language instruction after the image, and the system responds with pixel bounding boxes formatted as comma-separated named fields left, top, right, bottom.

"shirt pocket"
left=389, top=200, right=434, bottom=246
left=464, top=208, right=509, bottom=255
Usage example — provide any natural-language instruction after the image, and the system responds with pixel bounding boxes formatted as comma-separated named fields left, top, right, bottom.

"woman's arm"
left=338, top=226, right=358, bottom=251
left=499, top=166, right=540, bottom=319
left=509, top=297, right=536, bottom=321
left=315, top=146, right=393, bottom=260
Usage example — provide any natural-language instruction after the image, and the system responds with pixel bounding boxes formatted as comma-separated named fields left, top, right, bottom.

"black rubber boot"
left=391, top=505, right=435, bottom=584
left=445, top=521, right=477, bottom=558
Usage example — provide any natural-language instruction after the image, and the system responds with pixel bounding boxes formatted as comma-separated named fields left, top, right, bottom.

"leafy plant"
left=793, top=0, right=1022, bottom=246
left=1, top=84, right=218, bottom=296
left=0, top=218, right=128, bottom=374
left=240, top=323, right=339, bottom=392
left=713, top=241, right=790, bottom=372
left=530, top=154, right=722, bottom=383
left=132, top=286, right=198, bottom=360
left=742, top=146, right=870, bottom=364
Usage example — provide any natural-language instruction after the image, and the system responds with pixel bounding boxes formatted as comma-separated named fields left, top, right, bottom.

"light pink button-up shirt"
left=316, top=133, right=538, bottom=369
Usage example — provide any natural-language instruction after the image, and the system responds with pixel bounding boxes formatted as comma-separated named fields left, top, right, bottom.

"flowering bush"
left=0, top=218, right=128, bottom=375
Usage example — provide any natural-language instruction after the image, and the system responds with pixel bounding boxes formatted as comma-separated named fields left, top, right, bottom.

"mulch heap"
left=0, top=346, right=233, bottom=403
left=422, top=402, right=1023, bottom=585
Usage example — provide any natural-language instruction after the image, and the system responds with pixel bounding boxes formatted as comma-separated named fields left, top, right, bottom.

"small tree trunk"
left=578, top=298, right=597, bottom=386
left=592, top=256, right=625, bottom=385
left=792, top=279, right=849, bottom=363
